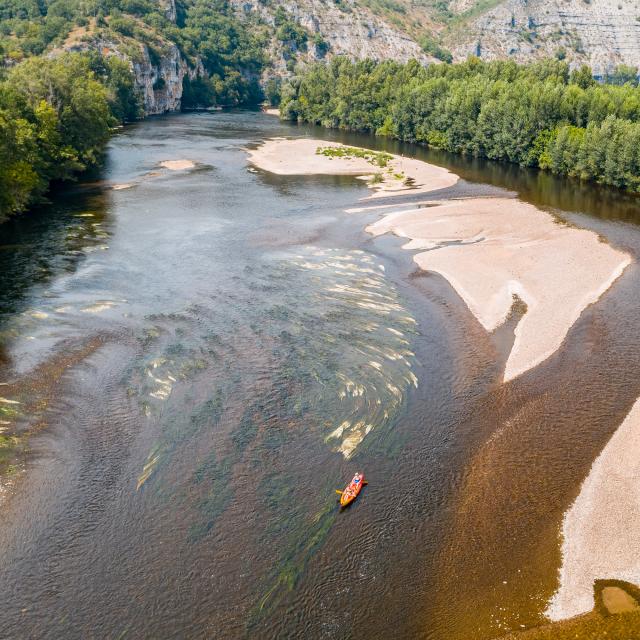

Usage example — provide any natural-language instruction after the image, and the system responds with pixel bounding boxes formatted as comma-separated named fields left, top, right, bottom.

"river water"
left=1, top=112, right=640, bottom=639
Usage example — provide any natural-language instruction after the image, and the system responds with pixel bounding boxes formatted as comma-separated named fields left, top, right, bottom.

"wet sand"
left=547, top=397, right=640, bottom=620
left=502, top=581, right=640, bottom=639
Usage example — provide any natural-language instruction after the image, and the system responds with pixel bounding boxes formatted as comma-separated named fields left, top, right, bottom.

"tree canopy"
left=0, top=52, right=139, bottom=221
left=281, top=57, right=640, bottom=192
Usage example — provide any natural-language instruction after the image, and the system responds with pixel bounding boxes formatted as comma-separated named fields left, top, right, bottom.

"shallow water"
left=1, top=112, right=640, bottom=639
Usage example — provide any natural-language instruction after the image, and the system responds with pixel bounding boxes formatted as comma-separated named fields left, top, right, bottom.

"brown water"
left=0, top=111, right=639, bottom=640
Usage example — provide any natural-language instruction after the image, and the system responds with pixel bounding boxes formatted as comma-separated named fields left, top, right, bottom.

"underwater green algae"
left=127, top=246, right=421, bottom=629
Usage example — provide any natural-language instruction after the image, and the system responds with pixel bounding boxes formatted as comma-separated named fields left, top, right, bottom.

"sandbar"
left=263, top=108, right=280, bottom=117
left=547, top=397, right=640, bottom=620
left=367, top=198, right=630, bottom=381
left=247, top=140, right=630, bottom=382
left=247, top=138, right=458, bottom=197
left=159, top=160, right=195, bottom=171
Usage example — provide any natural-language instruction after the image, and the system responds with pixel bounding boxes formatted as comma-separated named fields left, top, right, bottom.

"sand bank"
left=159, top=160, right=195, bottom=171
left=547, top=398, right=640, bottom=620
left=263, top=108, right=280, bottom=117
left=247, top=138, right=458, bottom=197
left=248, top=140, right=630, bottom=382
left=367, top=198, right=630, bottom=381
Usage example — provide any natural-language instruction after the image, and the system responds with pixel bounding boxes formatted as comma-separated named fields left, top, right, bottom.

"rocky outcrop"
left=231, top=0, right=640, bottom=79
left=62, top=35, right=204, bottom=116
left=56, top=0, right=639, bottom=119
left=232, top=0, right=431, bottom=76
left=158, top=0, right=177, bottom=23
left=447, top=0, right=640, bottom=74
left=132, top=44, right=204, bottom=115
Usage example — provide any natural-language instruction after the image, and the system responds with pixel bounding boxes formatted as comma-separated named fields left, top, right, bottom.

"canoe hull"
left=339, top=472, right=365, bottom=507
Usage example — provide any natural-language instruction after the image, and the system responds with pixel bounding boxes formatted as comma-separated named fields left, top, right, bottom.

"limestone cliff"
left=445, top=0, right=640, bottom=75
left=58, top=0, right=640, bottom=118
left=132, top=44, right=204, bottom=115
left=232, top=0, right=640, bottom=78
left=231, top=0, right=432, bottom=77
left=63, top=33, right=204, bottom=116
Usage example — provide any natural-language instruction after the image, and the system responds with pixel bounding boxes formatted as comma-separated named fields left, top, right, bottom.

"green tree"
left=281, top=56, right=640, bottom=193
left=607, top=64, right=639, bottom=87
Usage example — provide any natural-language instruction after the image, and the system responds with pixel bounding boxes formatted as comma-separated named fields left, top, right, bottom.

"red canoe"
left=338, top=472, right=366, bottom=507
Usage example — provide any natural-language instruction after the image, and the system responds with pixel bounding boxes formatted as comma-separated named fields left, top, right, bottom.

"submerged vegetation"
left=282, top=57, right=640, bottom=193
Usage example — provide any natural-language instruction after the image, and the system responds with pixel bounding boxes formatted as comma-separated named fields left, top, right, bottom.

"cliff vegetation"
left=0, top=0, right=267, bottom=221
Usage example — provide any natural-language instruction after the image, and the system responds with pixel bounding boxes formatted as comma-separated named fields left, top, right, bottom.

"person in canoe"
left=336, top=472, right=367, bottom=507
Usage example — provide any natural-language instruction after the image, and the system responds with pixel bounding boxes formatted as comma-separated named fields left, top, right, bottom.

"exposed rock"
left=132, top=44, right=203, bottom=115
left=232, top=0, right=431, bottom=78
left=447, top=0, right=640, bottom=75
left=62, top=36, right=204, bottom=116
left=158, top=0, right=177, bottom=23
left=57, top=0, right=640, bottom=119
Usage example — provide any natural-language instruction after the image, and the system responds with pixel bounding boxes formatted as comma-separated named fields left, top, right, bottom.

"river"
left=1, top=111, right=640, bottom=639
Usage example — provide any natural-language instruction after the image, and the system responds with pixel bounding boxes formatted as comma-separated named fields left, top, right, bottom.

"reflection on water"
left=1, top=112, right=640, bottom=640
left=309, top=126, right=640, bottom=224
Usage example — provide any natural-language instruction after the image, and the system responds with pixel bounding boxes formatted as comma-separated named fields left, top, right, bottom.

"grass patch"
left=316, top=145, right=393, bottom=168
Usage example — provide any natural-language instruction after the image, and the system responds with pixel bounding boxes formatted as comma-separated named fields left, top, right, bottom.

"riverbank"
left=280, top=57, right=640, bottom=195
left=547, top=397, right=640, bottom=620
left=249, top=138, right=631, bottom=383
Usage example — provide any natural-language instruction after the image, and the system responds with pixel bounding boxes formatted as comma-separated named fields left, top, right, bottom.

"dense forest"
left=0, top=0, right=266, bottom=221
left=280, top=57, right=640, bottom=193
left=0, top=53, right=138, bottom=220
left=0, top=0, right=267, bottom=104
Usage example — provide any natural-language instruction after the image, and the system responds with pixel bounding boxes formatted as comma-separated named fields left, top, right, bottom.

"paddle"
left=335, top=490, right=343, bottom=495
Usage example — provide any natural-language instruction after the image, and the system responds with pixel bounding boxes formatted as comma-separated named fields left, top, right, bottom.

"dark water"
left=1, top=112, right=640, bottom=640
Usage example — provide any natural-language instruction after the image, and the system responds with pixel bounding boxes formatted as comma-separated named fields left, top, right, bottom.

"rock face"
left=61, top=0, right=640, bottom=118
left=63, top=36, right=203, bottom=116
left=231, top=0, right=431, bottom=75
left=231, top=0, right=640, bottom=78
left=447, top=0, right=640, bottom=75
left=158, top=0, right=177, bottom=23
left=132, top=44, right=203, bottom=115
